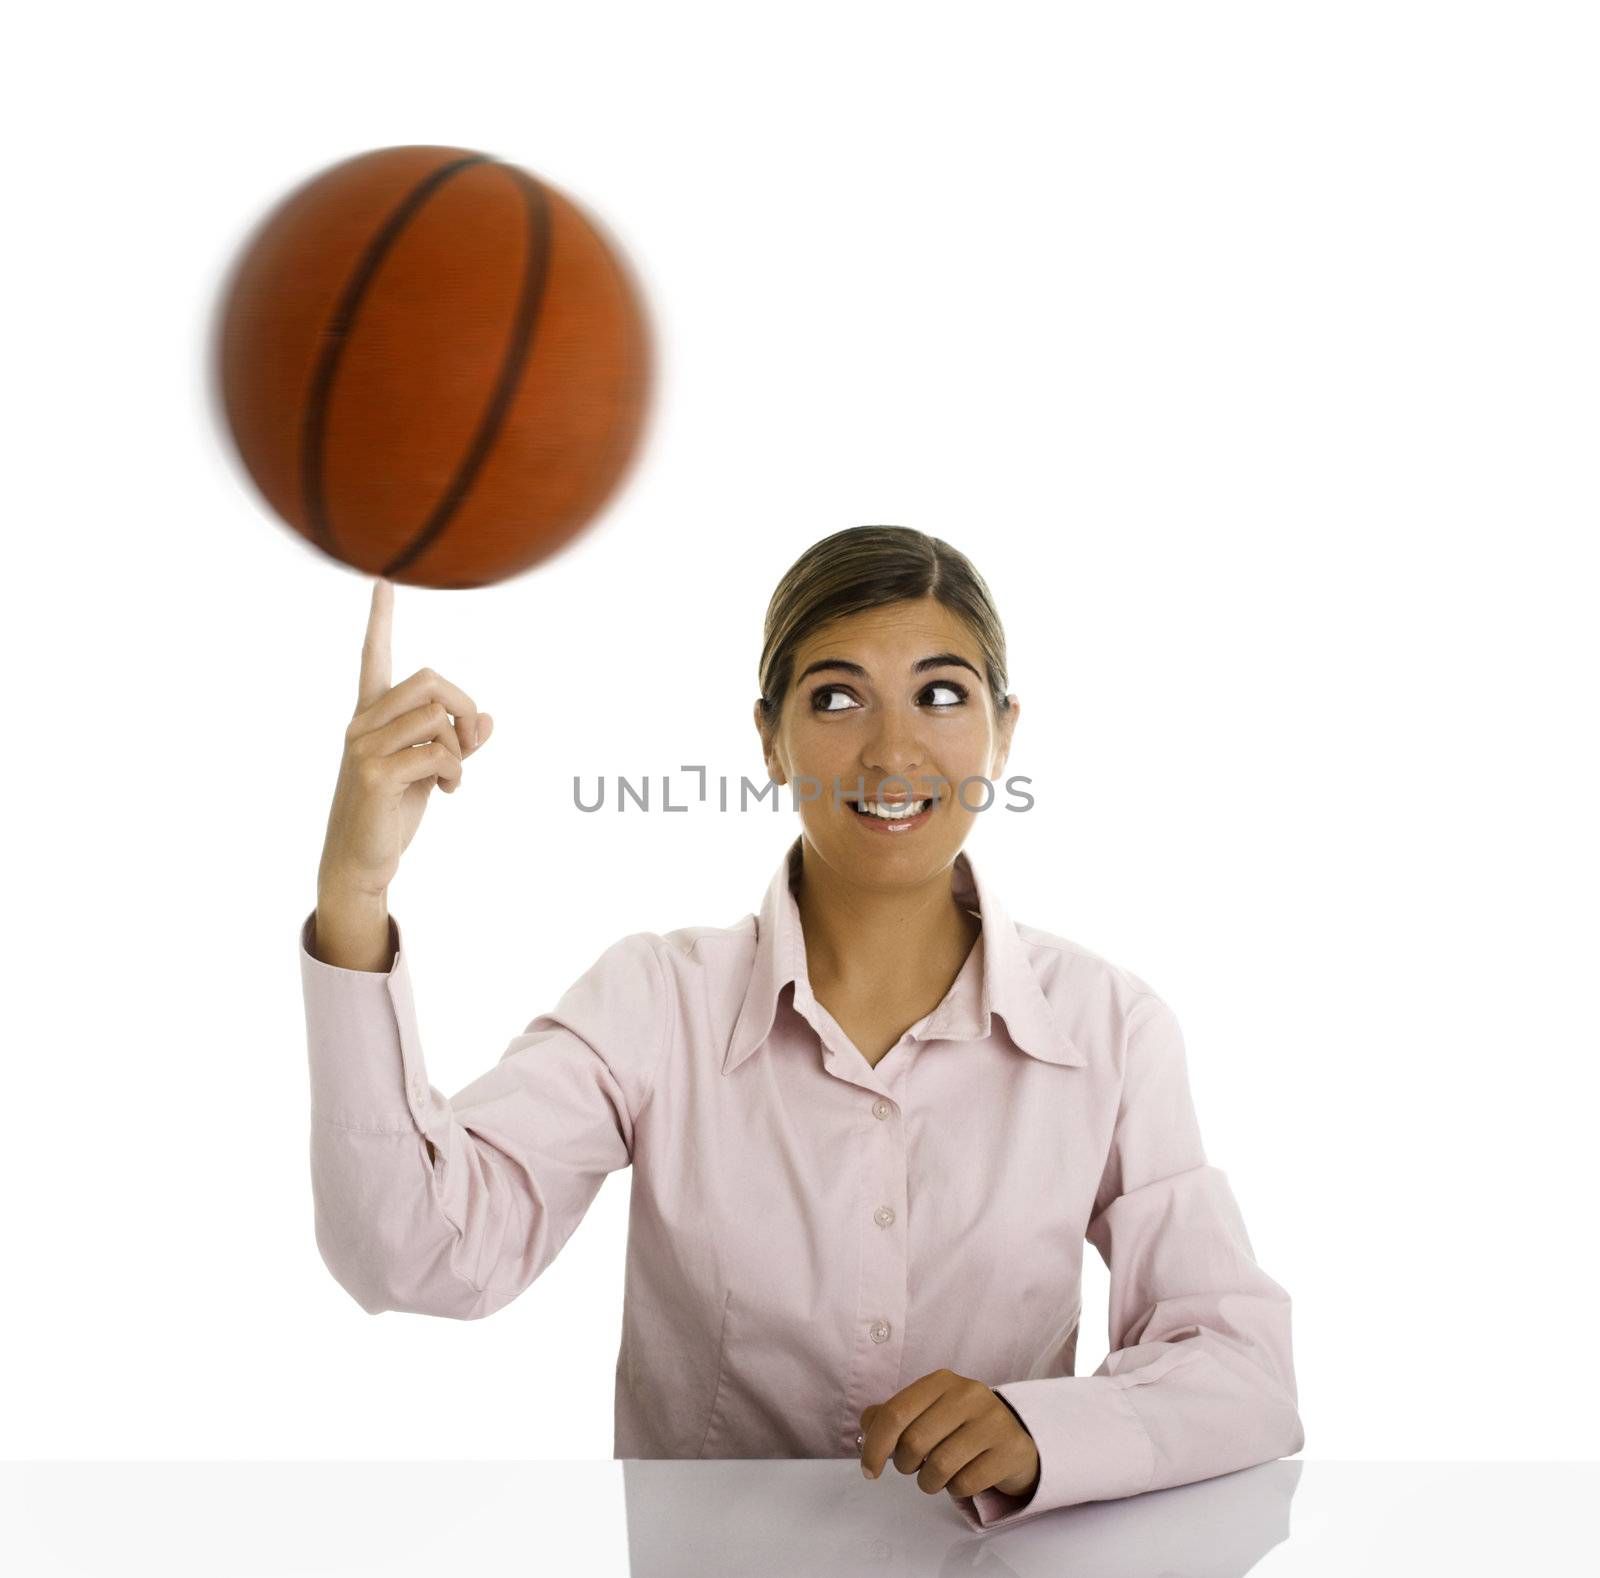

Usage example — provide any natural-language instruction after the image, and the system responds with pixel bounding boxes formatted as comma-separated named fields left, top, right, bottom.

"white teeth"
left=854, top=799, right=932, bottom=820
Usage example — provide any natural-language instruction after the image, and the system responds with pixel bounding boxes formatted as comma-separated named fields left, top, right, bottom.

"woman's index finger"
left=358, top=577, right=393, bottom=711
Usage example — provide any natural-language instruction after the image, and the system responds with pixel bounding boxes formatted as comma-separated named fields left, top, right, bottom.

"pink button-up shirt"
left=300, top=834, right=1304, bottom=1532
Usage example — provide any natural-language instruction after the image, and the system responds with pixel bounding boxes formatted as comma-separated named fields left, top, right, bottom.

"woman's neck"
left=795, top=851, right=979, bottom=1001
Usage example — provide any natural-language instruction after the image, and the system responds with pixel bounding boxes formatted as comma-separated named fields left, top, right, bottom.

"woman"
left=302, top=525, right=1305, bottom=1533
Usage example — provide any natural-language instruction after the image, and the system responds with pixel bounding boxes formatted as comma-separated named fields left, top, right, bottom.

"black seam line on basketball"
left=381, top=169, right=554, bottom=580
left=299, top=154, right=491, bottom=556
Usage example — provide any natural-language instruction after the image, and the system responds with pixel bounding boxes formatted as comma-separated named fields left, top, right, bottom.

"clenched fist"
left=859, top=1367, right=1040, bottom=1504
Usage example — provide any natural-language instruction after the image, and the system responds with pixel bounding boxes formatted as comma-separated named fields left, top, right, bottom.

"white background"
left=5, top=0, right=1596, bottom=1472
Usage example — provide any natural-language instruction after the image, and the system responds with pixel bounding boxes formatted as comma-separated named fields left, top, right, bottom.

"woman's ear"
left=992, top=694, right=1020, bottom=778
left=752, top=698, right=783, bottom=783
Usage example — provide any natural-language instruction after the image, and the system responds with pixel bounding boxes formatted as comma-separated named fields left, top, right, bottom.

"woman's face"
left=755, top=596, right=1019, bottom=883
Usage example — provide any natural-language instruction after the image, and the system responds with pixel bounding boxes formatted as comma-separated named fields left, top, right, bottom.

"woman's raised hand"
left=317, top=578, right=494, bottom=901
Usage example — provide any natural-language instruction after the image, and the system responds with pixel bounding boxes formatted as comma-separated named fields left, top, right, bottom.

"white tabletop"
left=3, top=1460, right=1594, bottom=1575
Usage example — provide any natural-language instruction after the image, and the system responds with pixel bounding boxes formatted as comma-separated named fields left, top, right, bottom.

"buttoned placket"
left=856, top=1092, right=898, bottom=1452
left=851, top=1073, right=908, bottom=1455
left=798, top=989, right=924, bottom=1459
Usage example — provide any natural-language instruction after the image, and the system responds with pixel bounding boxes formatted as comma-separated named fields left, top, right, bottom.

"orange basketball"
left=211, top=145, right=653, bottom=588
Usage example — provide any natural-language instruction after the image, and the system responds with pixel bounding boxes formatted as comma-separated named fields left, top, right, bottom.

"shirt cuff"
left=948, top=1375, right=1155, bottom=1532
left=299, top=906, right=432, bottom=1132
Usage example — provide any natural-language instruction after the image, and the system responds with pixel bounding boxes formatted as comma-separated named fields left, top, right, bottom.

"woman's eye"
left=925, top=681, right=968, bottom=708
left=811, top=686, right=858, bottom=712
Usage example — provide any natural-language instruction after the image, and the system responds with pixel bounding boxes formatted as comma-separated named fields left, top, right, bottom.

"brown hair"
left=757, top=525, right=1010, bottom=725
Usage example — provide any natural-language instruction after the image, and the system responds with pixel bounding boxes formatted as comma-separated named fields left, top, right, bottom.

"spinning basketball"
left=213, top=144, right=653, bottom=587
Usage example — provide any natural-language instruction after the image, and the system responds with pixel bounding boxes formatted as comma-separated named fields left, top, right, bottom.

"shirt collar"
left=722, top=834, right=1086, bottom=1074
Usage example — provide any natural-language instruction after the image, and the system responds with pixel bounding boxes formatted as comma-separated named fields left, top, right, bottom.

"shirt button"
left=855, top=1431, right=865, bottom=1449
left=872, top=1098, right=892, bottom=1120
left=873, top=1205, right=895, bottom=1228
left=869, top=1319, right=891, bottom=1343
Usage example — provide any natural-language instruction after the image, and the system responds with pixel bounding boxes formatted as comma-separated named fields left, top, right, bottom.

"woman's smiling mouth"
left=846, top=796, right=936, bottom=832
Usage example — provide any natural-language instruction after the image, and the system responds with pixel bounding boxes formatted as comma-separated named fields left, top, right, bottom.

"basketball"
left=212, top=145, right=653, bottom=588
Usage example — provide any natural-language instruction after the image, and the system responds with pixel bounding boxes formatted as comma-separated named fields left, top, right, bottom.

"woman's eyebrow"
left=796, top=653, right=982, bottom=683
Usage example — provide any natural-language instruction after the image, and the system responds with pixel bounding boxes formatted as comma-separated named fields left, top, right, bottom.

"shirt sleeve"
left=950, top=991, right=1304, bottom=1532
left=299, top=907, right=672, bottom=1320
